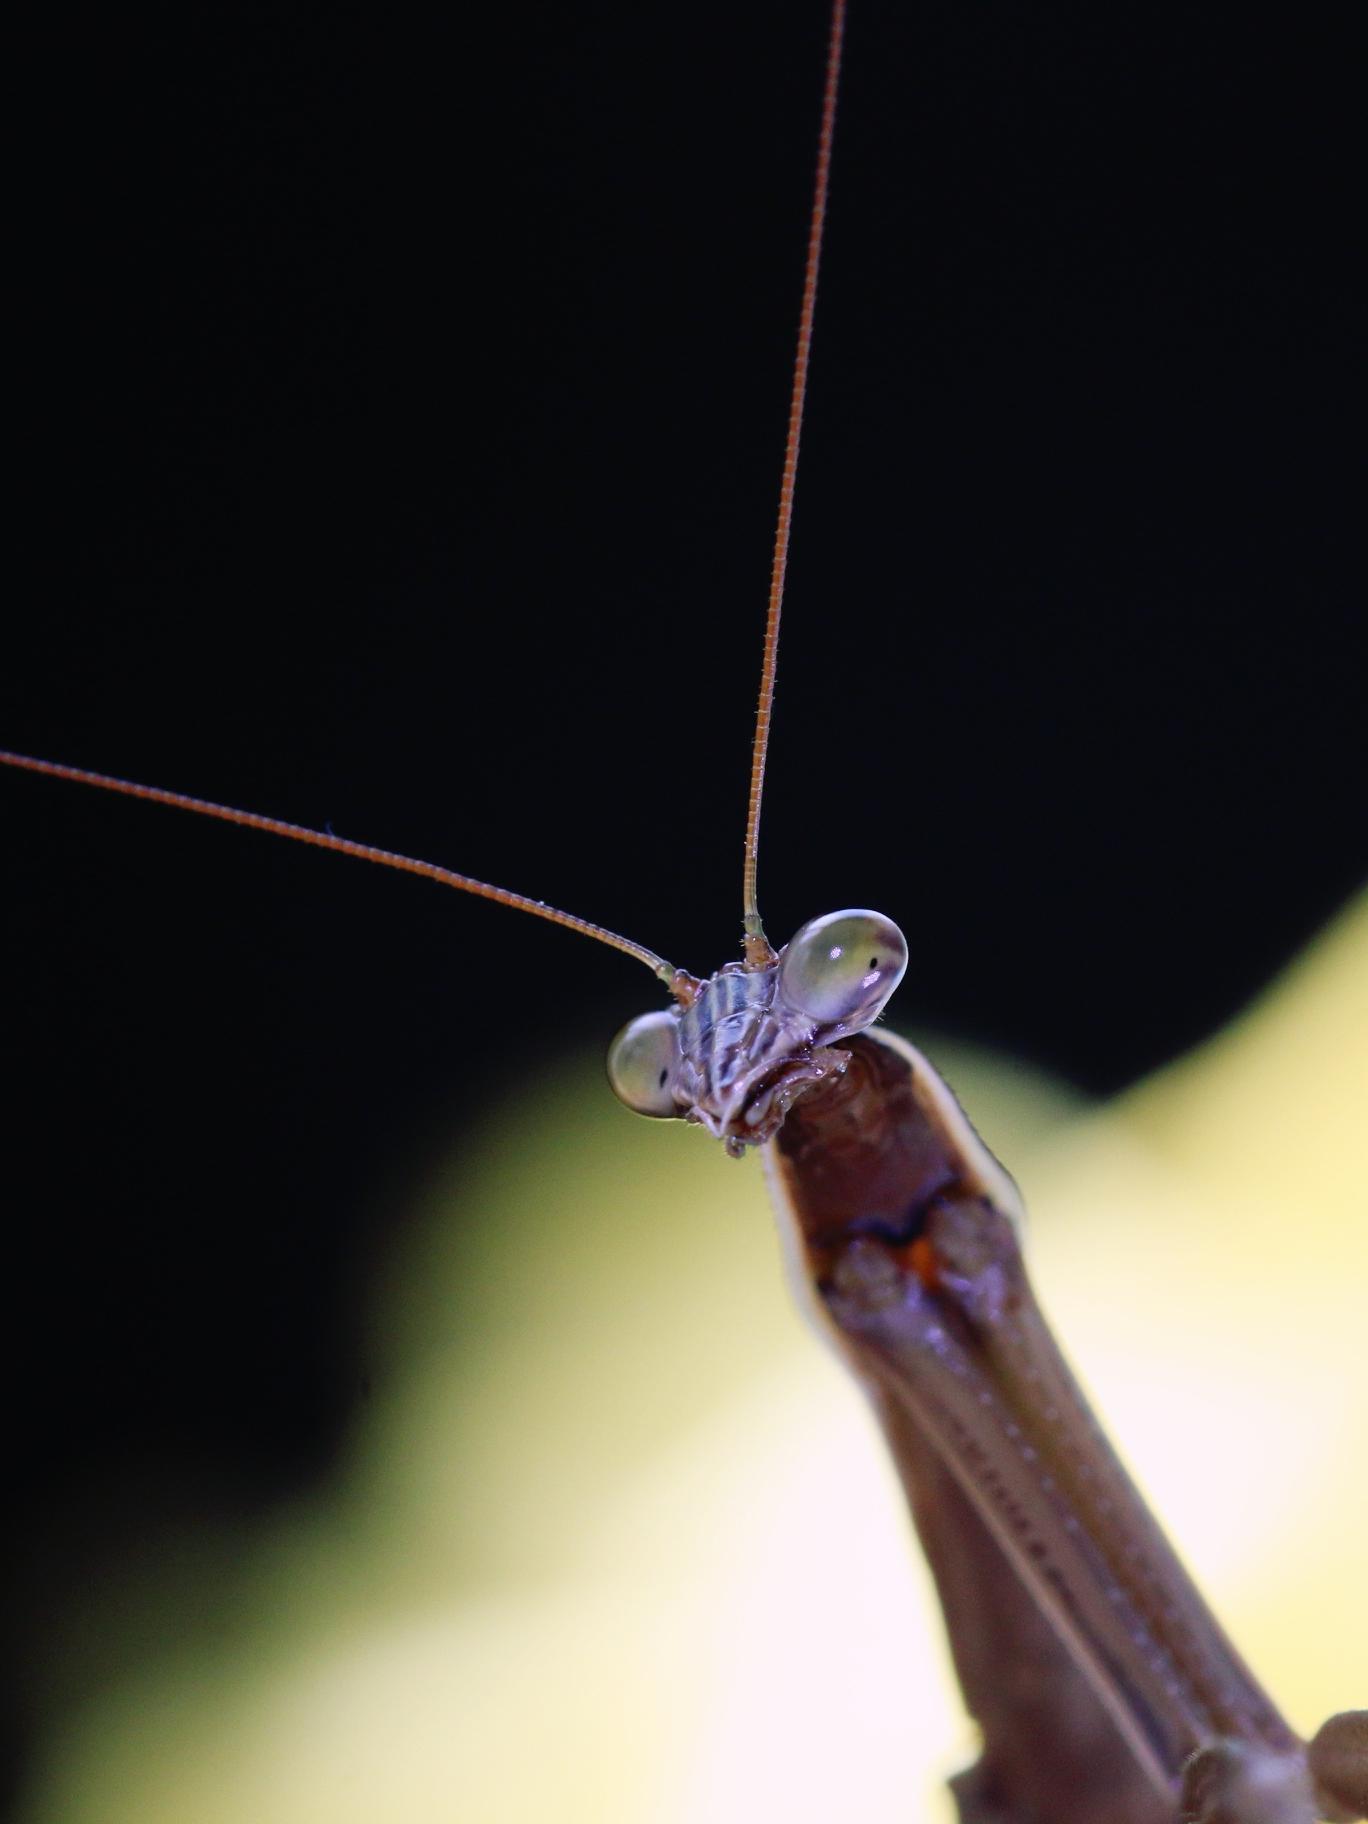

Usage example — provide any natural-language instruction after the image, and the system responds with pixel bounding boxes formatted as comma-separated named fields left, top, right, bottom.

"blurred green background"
left=17, top=895, right=1367, bottom=1823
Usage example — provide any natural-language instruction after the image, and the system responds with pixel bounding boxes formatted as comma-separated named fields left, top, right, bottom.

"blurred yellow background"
left=18, top=894, right=1367, bottom=1823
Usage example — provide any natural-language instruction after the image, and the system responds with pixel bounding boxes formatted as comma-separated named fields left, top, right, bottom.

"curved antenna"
left=741, top=0, right=847, bottom=969
left=0, top=749, right=687, bottom=992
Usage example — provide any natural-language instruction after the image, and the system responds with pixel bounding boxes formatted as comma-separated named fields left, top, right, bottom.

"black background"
left=2, top=1, right=1362, bottom=1798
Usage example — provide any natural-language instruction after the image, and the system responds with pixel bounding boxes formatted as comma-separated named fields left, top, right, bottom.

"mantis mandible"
left=2, top=3, right=1368, bottom=1824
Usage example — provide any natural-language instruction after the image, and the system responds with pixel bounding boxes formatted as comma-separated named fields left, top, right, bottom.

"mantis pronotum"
left=2, top=2, right=1363, bottom=1818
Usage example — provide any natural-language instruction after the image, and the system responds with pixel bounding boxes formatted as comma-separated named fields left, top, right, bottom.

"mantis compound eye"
left=777, top=909, right=909, bottom=1032
left=607, top=1009, right=681, bottom=1118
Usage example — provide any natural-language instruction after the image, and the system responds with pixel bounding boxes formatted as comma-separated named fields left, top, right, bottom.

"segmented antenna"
left=4, top=0, right=849, bottom=1004
left=741, top=0, right=847, bottom=969
left=0, top=750, right=684, bottom=991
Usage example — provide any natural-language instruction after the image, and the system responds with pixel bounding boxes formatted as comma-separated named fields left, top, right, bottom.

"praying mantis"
left=3, top=1, right=1364, bottom=1818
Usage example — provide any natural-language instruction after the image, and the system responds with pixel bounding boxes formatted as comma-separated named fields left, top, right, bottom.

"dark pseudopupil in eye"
left=658, top=1069, right=668, bottom=1087
left=870, top=957, right=878, bottom=968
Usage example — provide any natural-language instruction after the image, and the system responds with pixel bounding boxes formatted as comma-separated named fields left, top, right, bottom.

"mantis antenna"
left=0, top=749, right=682, bottom=992
left=1, top=0, right=849, bottom=1004
left=741, top=0, right=847, bottom=970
